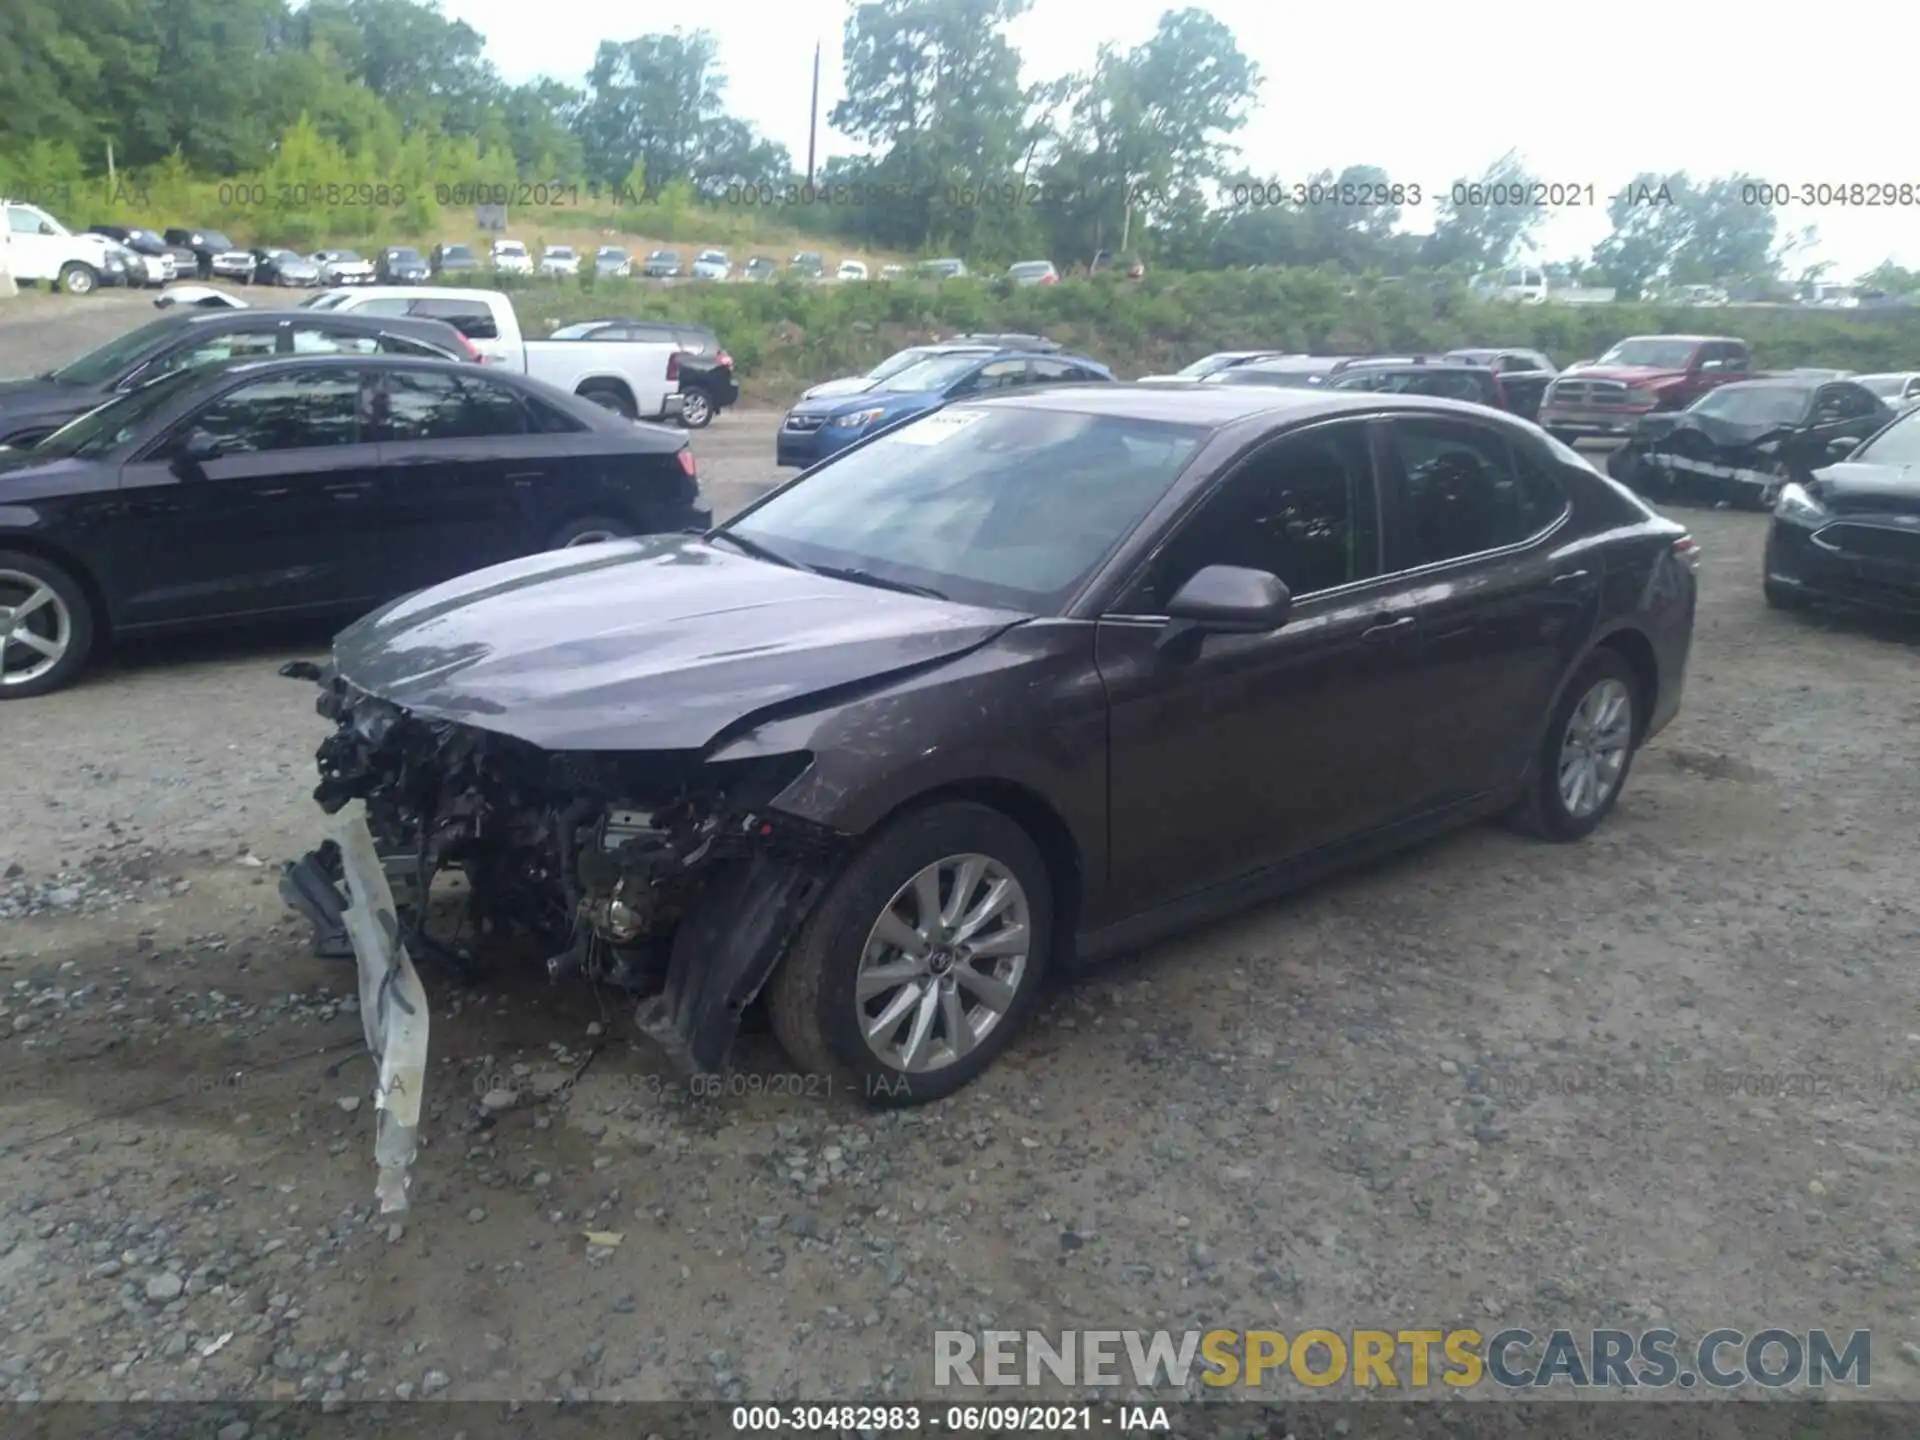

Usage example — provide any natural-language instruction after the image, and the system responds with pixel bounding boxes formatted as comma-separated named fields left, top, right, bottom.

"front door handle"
left=1552, top=568, right=1592, bottom=587
left=1362, top=615, right=1416, bottom=641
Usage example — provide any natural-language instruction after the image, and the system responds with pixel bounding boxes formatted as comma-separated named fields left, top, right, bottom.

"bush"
left=508, top=271, right=1920, bottom=403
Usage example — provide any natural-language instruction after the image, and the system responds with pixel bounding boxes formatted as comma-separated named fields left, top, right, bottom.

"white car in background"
left=1856, top=372, right=1920, bottom=411
left=312, top=249, right=376, bottom=285
left=491, top=238, right=532, bottom=274
left=1006, top=260, right=1059, bottom=285
left=691, top=249, right=731, bottom=281
left=539, top=245, right=579, bottom=277
left=836, top=259, right=869, bottom=281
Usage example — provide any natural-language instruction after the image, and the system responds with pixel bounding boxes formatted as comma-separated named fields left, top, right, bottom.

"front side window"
left=1383, top=418, right=1560, bottom=567
left=8, top=205, right=53, bottom=235
left=33, top=369, right=206, bottom=459
left=726, top=407, right=1207, bottom=612
left=1125, top=422, right=1380, bottom=611
left=144, top=328, right=281, bottom=380
left=179, top=370, right=363, bottom=454
left=380, top=370, right=529, bottom=441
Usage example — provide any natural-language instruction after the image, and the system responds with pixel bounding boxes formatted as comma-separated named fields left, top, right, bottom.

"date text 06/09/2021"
left=730, top=1405, right=1169, bottom=1432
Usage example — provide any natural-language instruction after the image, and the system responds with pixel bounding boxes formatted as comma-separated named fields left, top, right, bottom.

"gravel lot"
left=3, top=292, right=1920, bottom=1410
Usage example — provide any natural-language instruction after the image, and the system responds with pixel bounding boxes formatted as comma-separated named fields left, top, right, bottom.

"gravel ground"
left=3, top=293, right=1920, bottom=1409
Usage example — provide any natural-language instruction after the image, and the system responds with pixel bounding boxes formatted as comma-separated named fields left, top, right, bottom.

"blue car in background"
left=776, top=349, right=1115, bottom=467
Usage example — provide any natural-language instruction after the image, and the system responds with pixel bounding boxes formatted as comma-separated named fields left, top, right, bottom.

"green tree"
left=1422, top=151, right=1545, bottom=273
left=1590, top=172, right=1692, bottom=299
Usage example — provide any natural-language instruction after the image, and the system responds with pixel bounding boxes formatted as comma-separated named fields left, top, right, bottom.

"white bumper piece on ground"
left=332, top=799, right=430, bottom=1213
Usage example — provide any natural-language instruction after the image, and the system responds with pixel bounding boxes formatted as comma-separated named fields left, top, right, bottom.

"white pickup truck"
left=1, top=198, right=124, bottom=294
left=154, top=283, right=686, bottom=422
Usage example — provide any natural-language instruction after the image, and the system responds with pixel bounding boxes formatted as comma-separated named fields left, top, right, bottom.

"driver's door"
left=111, top=367, right=382, bottom=626
left=1092, top=417, right=1434, bottom=918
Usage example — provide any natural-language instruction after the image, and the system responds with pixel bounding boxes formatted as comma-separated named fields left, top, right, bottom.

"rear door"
left=1372, top=414, right=1592, bottom=805
left=1794, top=382, right=1891, bottom=467
left=112, top=367, right=381, bottom=623
left=370, top=367, right=556, bottom=589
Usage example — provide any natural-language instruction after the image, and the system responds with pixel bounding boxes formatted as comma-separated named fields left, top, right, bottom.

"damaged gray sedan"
left=282, top=385, right=1697, bottom=1209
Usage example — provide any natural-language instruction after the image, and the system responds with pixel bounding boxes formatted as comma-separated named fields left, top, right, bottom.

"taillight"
left=667, top=351, right=681, bottom=381
left=715, top=349, right=732, bottom=369
left=457, top=333, right=483, bottom=363
left=1672, top=534, right=1701, bottom=571
left=676, top=448, right=697, bottom=479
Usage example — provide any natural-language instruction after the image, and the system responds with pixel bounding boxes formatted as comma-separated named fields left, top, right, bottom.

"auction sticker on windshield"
left=895, top=410, right=987, bottom=444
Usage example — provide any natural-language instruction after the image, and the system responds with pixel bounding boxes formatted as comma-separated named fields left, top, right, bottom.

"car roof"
left=967, top=382, right=1494, bottom=426
left=1611, top=334, right=1743, bottom=345
left=1715, top=378, right=1817, bottom=390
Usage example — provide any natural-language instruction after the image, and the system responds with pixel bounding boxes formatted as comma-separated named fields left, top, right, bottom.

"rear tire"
left=768, top=801, right=1054, bottom=1108
left=679, top=386, right=715, bottom=429
left=0, top=549, right=97, bottom=699
left=57, top=263, right=98, bottom=296
left=578, top=382, right=637, bottom=419
left=547, top=514, right=634, bottom=549
left=1505, top=648, right=1641, bottom=843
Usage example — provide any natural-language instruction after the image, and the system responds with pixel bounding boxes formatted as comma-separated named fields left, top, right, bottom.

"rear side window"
left=524, top=394, right=587, bottom=434
left=350, top=297, right=414, bottom=317
left=1383, top=417, right=1563, bottom=567
left=289, top=325, right=379, bottom=356
left=184, top=369, right=364, bottom=454
left=380, top=370, right=530, bottom=441
left=378, top=334, right=457, bottom=360
left=144, top=327, right=281, bottom=379
left=410, top=300, right=498, bottom=341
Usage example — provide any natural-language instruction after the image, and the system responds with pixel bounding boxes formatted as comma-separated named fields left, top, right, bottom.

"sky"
left=438, top=0, right=1916, bottom=281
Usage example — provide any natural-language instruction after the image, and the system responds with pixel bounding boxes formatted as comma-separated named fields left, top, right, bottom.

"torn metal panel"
left=332, top=799, right=429, bottom=1214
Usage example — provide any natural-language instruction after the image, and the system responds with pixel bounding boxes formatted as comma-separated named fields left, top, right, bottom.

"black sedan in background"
left=283, top=386, right=1696, bottom=1103
left=377, top=247, right=432, bottom=283
left=0, top=309, right=477, bottom=448
left=1607, top=378, right=1893, bottom=508
left=1765, top=403, right=1920, bottom=615
left=1444, top=348, right=1558, bottom=420
left=163, top=227, right=254, bottom=282
left=0, top=356, right=709, bottom=697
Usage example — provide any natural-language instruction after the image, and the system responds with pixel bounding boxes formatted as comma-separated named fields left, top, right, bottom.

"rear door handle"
left=1362, top=615, right=1416, bottom=641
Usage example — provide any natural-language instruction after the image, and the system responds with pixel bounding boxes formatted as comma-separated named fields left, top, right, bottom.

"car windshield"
left=47, top=318, right=185, bottom=386
left=495, top=242, right=525, bottom=254
left=725, top=407, right=1208, bottom=610
left=1597, top=339, right=1700, bottom=369
left=30, top=369, right=205, bottom=459
left=699, top=252, right=726, bottom=263
left=1177, top=354, right=1252, bottom=378
left=1852, top=407, right=1920, bottom=466
left=332, top=250, right=362, bottom=262
left=865, top=348, right=942, bottom=382
left=1009, top=263, right=1052, bottom=278
left=875, top=355, right=990, bottom=393
left=389, top=248, right=422, bottom=261
left=1210, top=367, right=1326, bottom=388
left=548, top=247, right=574, bottom=258
left=600, top=249, right=629, bottom=260
left=1689, top=385, right=1811, bottom=425
left=200, top=233, right=235, bottom=250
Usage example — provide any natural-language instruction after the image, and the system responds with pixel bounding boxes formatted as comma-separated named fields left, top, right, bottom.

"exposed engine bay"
left=277, top=661, right=847, bottom=1208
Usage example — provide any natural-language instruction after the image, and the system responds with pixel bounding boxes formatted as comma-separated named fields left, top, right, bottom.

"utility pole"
left=806, top=42, right=821, bottom=187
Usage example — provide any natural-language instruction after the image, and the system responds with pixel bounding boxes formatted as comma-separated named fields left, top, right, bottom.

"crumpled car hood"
left=1809, top=461, right=1920, bottom=516
left=331, top=533, right=1023, bottom=752
left=1636, top=411, right=1791, bottom=451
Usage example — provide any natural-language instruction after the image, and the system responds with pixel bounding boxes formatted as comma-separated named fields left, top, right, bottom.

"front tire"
left=57, top=263, right=98, bottom=296
left=0, top=550, right=96, bottom=698
left=769, top=801, right=1054, bottom=1107
left=1506, top=649, right=1641, bottom=842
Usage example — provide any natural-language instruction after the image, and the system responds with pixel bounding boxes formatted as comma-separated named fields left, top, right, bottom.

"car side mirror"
left=1827, top=436, right=1856, bottom=457
left=173, top=429, right=223, bottom=473
left=1157, top=565, right=1291, bottom=650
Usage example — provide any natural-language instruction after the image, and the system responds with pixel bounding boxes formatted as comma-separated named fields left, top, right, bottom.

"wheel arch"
left=855, top=779, right=1085, bottom=967
left=574, top=376, right=638, bottom=411
left=0, top=533, right=113, bottom=639
left=1592, top=625, right=1660, bottom=743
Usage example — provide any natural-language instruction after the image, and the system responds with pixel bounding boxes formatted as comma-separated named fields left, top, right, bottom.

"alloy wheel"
left=855, top=853, right=1031, bottom=1074
left=1558, top=677, right=1633, bottom=819
left=680, top=390, right=712, bottom=427
left=0, top=571, right=74, bottom=689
